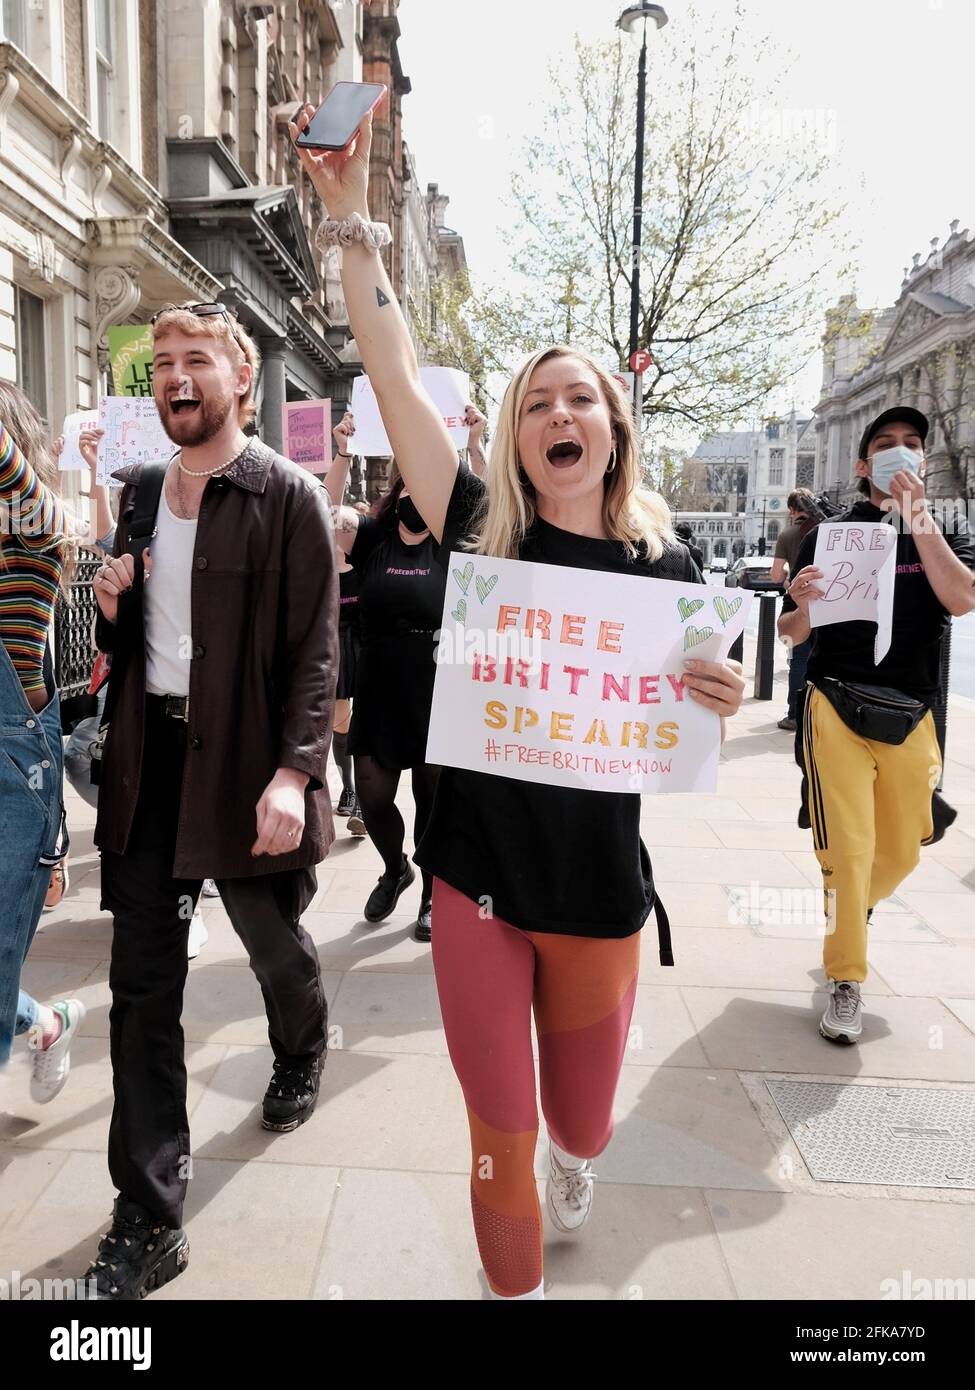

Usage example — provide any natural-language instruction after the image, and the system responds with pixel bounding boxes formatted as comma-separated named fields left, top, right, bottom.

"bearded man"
left=84, top=303, right=338, bottom=1298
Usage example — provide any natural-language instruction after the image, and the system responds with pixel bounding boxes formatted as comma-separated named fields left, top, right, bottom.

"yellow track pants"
left=802, top=686, right=941, bottom=982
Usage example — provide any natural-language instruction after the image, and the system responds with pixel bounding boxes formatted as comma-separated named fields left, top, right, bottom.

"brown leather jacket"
left=93, top=438, right=338, bottom=879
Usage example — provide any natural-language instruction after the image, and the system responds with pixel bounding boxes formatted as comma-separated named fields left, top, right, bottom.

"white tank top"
left=145, top=485, right=197, bottom=698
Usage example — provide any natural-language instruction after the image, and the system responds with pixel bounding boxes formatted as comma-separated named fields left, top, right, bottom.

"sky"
left=395, top=0, right=974, bottom=428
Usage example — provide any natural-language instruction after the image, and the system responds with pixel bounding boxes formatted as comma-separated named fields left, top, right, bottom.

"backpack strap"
left=127, top=460, right=168, bottom=563
left=101, top=461, right=168, bottom=731
left=653, top=891, right=674, bottom=967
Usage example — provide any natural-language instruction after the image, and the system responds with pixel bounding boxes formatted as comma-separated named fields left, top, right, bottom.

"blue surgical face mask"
left=869, top=444, right=923, bottom=495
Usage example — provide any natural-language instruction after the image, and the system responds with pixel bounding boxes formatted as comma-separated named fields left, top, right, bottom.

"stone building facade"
left=687, top=408, right=814, bottom=554
left=815, top=221, right=975, bottom=503
left=1, top=0, right=466, bottom=513
left=671, top=511, right=746, bottom=566
left=401, top=145, right=468, bottom=360
left=0, top=0, right=221, bottom=520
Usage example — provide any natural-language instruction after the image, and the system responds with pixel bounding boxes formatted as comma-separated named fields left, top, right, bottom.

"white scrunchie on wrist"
left=315, top=213, right=392, bottom=254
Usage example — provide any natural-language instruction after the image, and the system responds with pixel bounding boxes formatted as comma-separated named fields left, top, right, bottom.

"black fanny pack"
left=816, top=678, right=928, bottom=746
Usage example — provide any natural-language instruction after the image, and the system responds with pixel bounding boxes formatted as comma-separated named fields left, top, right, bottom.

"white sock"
left=492, top=1279, right=545, bottom=1300
left=551, top=1140, right=587, bottom=1172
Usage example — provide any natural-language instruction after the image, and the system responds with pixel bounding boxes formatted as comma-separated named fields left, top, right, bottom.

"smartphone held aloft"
left=295, top=81, right=387, bottom=151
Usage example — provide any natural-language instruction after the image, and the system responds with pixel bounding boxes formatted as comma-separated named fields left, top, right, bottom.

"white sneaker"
left=819, top=979, right=863, bottom=1043
left=27, top=999, right=86, bottom=1104
left=188, top=908, right=209, bottom=960
left=201, top=878, right=220, bottom=899
left=546, top=1142, right=595, bottom=1234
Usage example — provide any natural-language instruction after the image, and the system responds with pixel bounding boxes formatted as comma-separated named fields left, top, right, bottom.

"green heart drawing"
left=683, top=624, right=714, bottom=650
left=451, top=598, right=467, bottom=624
left=475, top=573, right=499, bottom=604
left=678, top=597, right=705, bottom=621
left=453, top=561, right=474, bottom=594
left=713, top=595, right=742, bottom=626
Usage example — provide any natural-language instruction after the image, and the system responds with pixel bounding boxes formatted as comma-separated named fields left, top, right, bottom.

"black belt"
left=147, top=693, right=189, bottom=722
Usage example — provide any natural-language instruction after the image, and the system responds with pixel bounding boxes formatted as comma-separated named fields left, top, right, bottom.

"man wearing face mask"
left=779, top=407, right=975, bottom=1043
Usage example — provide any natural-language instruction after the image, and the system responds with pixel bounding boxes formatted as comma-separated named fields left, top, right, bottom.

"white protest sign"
left=350, top=367, right=471, bottom=456
left=58, top=410, right=99, bottom=472
left=808, top=521, right=897, bottom=663
left=426, top=554, right=753, bottom=794
left=96, top=396, right=174, bottom=486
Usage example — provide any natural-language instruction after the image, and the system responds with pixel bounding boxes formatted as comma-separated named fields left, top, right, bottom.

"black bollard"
left=753, top=592, right=777, bottom=700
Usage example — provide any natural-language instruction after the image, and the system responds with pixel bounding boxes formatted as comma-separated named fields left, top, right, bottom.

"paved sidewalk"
left=3, top=640, right=975, bottom=1300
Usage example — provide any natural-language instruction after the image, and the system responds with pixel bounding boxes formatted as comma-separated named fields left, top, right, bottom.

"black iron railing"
left=55, top=547, right=100, bottom=701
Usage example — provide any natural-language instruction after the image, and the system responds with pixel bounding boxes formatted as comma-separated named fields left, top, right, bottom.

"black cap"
left=857, top=407, right=928, bottom=461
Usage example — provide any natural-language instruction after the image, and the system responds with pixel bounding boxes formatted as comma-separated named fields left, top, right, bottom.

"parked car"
left=725, top=556, right=784, bottom=592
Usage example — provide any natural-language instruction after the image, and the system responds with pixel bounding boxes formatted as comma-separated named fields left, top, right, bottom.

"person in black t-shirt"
left=779, top=406, right=975, bottom=1045
left=325, top=413, right=477, bottom=943
left=291, top=107, right=746, bottom=1302
left=328, top=414, right=367, bottom=836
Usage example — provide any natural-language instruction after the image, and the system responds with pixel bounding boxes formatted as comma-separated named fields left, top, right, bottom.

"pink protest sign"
left=281, top=399, right=332, bottom=472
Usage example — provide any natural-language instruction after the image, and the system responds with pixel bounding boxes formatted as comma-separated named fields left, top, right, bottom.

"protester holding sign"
left=291, top=107, right=745, bottom=1300
left=780, top=408, right=975, bottom=1044
left=324, top=410, right=444, bottom=942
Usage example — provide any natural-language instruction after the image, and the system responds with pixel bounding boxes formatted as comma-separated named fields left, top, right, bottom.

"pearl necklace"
left=175, top=437, right=250, bottom=478
left=169, top=439, right=249, bottom=520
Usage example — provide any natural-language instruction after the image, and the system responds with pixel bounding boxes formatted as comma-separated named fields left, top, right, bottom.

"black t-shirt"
left=780, top=498, right=975, bottom=703
left=347, top=515, right=447, bottom=768
left=349, top=516, right=446, bottom=639
left=338, top=566, right=361, bottom=631
left=414, top=467, right=704, bottom=939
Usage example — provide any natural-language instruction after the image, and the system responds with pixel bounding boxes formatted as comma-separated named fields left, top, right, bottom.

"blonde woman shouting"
left=292, top=105, right=745, bottom=1300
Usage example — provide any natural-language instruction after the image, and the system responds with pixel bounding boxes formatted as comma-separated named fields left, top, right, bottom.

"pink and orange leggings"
left=431, top=878, right=640, bottom=1297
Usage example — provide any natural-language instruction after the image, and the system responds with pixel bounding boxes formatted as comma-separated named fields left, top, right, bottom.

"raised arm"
left=464, top=404, right=488, bottom=478
left=323, top=412, right=361, bottom=555
left=82, top=428, right=115, bottom=550
left=289, top=105, right=458, bottom=542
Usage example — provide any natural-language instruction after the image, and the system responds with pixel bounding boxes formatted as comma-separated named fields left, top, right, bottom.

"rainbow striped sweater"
left=0, top=420, right=67, bottom=697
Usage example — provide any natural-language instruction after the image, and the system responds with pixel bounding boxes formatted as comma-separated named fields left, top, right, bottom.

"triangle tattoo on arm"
left=376, top=287, right=390, bottom=307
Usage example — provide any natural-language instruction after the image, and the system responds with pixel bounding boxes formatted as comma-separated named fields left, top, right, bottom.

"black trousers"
left=100, top=698, right=327, bottom=1228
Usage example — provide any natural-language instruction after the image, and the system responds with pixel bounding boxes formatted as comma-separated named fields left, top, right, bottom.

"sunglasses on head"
left=151, top=302, right=245, bottom=349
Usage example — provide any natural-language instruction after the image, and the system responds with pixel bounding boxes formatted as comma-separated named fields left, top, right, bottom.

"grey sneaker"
left=820, top=980, right=863, bottom=1044
left=546, top=1144, right=595, bottom=1234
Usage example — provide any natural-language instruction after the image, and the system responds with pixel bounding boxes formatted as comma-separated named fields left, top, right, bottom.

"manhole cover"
left=765, top=1081, right=975, bottom=1188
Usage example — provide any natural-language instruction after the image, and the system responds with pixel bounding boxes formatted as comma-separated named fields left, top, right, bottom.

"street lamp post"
left=617, top=2, right=668, bottom=430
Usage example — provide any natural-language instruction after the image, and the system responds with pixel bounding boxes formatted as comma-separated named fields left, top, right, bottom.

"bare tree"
left=435, top=4, right=851, bottom=451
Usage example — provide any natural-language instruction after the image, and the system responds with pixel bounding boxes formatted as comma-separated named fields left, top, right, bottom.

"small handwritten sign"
left=808, top=521, right=897, bottom=663
left=58, top=410, right=99, bottom=472
left=96, top=396, right=174, bottom=486
left=351, top=367, right=470, bottom=456
left=282, top=399, right=332, bottom=472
